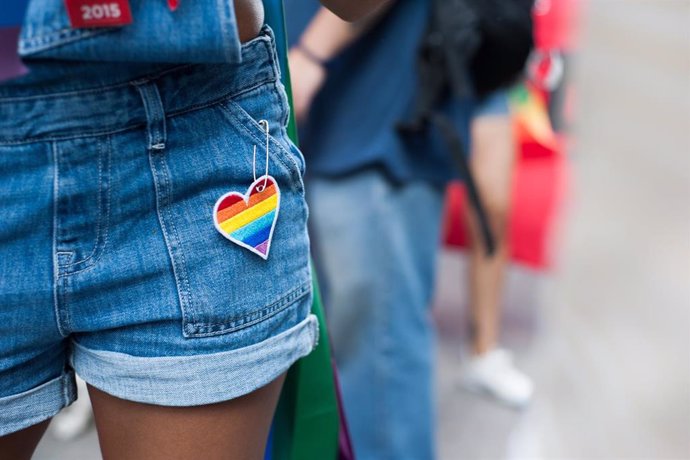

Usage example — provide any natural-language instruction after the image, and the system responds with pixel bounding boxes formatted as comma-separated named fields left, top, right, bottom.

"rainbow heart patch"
left=213, top=176, right=280, bottom=260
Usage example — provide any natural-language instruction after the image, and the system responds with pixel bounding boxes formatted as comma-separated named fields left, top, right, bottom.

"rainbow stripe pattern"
left=213, top=176, right=280, bottom=259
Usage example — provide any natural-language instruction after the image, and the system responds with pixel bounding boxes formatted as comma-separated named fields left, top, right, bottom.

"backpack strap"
left=396, top=0, right=496, bottom=256
left=431, top=113, right=496, bottom=256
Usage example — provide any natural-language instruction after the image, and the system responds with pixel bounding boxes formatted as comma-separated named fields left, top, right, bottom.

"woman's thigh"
left=88, top=375, right=285, bottom=460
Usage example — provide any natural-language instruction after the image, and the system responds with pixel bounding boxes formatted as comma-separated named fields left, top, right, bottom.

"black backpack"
left=469, top=0, right=535, bottom=96
left=399, top=0, right=534, bottom=255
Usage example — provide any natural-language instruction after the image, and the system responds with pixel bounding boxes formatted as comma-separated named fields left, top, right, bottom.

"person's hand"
left=288, top=46, right=327, bottom=123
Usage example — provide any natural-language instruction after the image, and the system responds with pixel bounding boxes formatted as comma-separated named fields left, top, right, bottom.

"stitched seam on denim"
left=0, top=65, right=192, bottom=103
left=220, top=99, right=304, bottom=194
left=0, top=124, right=146, bottom=146
left=135, top=83, right=153, bottom=148
left=150, top=85, right=167, bottom=148
left=57, top=141, right=104, bottom=271
left=275, top=81, right=291, bottom=134
left=57, top=256, right=73, bottom=334
left=60, top=138, right=102, bottom=270
left=19, top=28, right=112, bottom=55
left=60, top=136, right=112, bottom=275
left=0, top=80, right=276, bottom=146
left=147, top=145, right=196, bottom=336
left=267, top=80, right=295, bottom=160
left=165, top=78, right=276, bottom=119
left=162, top=161, right=195, bottom=336
left=222, top=90, right=291, bottom=153
left=51, top=142, right=68, bottom=338
left=0, top=43, right=268, bottom=101
left=61, top=371, right=72, bottom=406
left=0, top=83, right=131, bottom=103
left=265, top=31, right=282, bottom=81
left=185, top=281, right=312, bottom=337
left=188, top=282, right=311, bottom=329
left=272, top=80, right=307, bottom=186
left=0, top=64, right=269, bottom=103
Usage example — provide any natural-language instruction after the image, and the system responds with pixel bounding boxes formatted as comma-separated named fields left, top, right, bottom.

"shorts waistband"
left=0, top=27, right=279, bottom=145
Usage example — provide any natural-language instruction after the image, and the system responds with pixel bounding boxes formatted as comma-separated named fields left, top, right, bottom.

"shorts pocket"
left=220, top=82, right=306, bottom=190
left=152, top=87, right=312, bottom=339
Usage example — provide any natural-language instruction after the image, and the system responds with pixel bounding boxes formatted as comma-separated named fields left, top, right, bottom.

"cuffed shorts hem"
left=0, top=371, right=76, bottom=436
left=71, top=314, right=318, bottom=406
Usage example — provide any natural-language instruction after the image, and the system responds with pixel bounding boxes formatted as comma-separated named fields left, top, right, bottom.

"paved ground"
left=33, top=0, right=689, bottom=458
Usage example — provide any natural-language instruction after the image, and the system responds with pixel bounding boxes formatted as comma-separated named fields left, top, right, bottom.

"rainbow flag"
left=510, top=83, right=557, bottom=150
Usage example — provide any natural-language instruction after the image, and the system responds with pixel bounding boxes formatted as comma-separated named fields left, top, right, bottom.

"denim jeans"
left=0, top=27, right=316, bottom=436
left=308, top=169, right=444, bottom=460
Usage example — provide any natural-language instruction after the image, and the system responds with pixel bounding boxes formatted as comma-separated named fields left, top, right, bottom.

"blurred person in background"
left=287, top=0, right=532, bottom=458
left=287, top=2, right=470, bottom=458
left=461, top=93, right=534, bottom=408
left=287, top=0, right=532, bottom=460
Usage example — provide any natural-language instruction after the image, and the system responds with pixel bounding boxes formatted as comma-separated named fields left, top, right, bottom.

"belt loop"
left=133, top=80, right=167, bottom=151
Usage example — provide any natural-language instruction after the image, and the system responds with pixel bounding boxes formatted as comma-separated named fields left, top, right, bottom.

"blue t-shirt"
left=285, top=0, right=475, bottom=185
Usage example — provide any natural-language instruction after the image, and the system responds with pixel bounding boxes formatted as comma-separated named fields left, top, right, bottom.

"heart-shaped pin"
left=213, top=176, right=280, bottom=260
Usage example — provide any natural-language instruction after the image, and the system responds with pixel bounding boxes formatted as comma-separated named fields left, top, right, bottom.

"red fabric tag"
left=168, top=0, right=180, bottom=12
left=64, top=0, right=133, bottom=28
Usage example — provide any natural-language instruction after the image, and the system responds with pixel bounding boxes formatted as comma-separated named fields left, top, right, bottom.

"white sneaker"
left=461, top=348, right=534, bottom=409
left=50, top=377, right=93, bottom=440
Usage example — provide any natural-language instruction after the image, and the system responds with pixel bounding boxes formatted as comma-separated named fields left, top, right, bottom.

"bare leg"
left=466, top=115, right=515, bottom=355
left=0, top=419, right=51, bottom=460
left=88, top=374, right=285, bottom=460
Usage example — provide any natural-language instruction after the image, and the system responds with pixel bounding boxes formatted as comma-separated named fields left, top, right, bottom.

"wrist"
left=296, top=42, right=328, bottom=68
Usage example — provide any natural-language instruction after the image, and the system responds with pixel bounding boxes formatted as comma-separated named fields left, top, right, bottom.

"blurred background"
left=33, top=0, right=689, bottom=458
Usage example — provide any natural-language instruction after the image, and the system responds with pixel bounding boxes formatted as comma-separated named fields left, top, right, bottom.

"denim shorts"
left=0, top=27, right=317, bottom=436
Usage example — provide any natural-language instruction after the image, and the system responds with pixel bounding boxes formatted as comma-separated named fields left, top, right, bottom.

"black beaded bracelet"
left=296, top=42, right=327, bottom=67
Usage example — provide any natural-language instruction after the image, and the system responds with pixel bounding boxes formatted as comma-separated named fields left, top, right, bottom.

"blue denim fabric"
left=19, top=0, right=242, bottom=63
left=0, top=0, right=29, bottom=27
left=0, top=27, right=316, bottom=436
left=308, top=170, right=444, bottom=460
